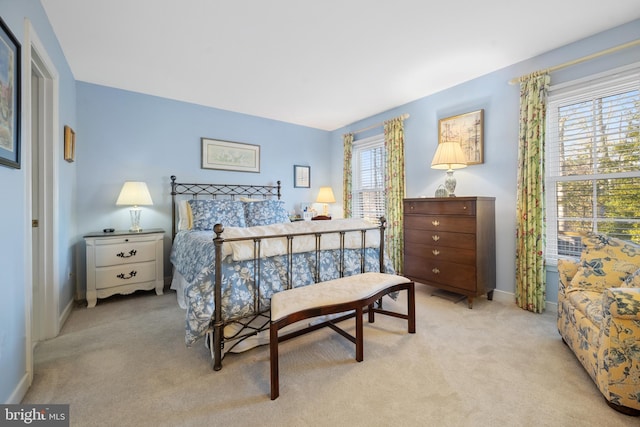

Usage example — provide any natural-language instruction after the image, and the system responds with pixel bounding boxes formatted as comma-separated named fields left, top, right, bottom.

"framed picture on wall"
left=201, top=138, right=260, bottom=172
left=0, top=18, right=21, bottom=169
left=293, top=165, right=310, bottom=188
left=64, top=125, right=76, bottom=162
left=438, top=109, right=484, bottom=165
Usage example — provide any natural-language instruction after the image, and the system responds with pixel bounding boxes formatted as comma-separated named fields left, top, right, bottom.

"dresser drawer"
left=404, top=242, right=476, bottom=265
left=95, top=261, right=157, bottom=290
left=405, top=199, right=475, bottom=216
left=404, top=229, right=476, bottom=251
left=95, top=240, right=157, bottom=267
left=404, top=215, right=476, bottom=233
left=404, top=257, right=477, bottom=292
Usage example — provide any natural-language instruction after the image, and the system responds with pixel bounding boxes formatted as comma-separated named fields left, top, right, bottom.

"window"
left=545, top=65, right=640, bottom=264
left=352, top=135, right=385, bottom=222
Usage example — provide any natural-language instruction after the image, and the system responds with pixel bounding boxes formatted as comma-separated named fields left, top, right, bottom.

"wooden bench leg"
left=408, top=283, right=416, bottom=334
left=270, top=322, right=279, bottom=400
left=356, top=307, right=363, bottom=362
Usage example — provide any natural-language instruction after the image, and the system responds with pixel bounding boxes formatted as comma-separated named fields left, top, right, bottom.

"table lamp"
left=116, top=181, right=153, bottom=232
left=431, top=142, right=467, bottom=197
left=316, top=186, right=336, bottom=217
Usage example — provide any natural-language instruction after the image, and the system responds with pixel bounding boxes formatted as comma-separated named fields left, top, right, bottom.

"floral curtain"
left=383, top=117, right=406, bottom=274
left=342, top=133, right=354, bottom=218
left=515, top=72, right=550, bottom=313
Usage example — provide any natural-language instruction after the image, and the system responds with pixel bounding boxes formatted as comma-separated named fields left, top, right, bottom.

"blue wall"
left=75, top=83, right=332, bottom=290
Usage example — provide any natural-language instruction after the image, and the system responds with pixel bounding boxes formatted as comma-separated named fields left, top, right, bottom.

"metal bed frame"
left=170, top=176, right=387, bottom=370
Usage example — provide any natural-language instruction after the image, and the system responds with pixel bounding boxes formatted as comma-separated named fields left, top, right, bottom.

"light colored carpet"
left=23, top=285, right=638, bottom=427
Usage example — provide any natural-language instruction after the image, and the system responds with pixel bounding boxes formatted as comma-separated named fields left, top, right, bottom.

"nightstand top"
left=84, top=228, right=165, bottom=238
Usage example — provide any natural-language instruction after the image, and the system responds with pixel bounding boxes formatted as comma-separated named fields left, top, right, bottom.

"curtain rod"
left=349, top=113, right=410, bottom=135
left=508, top=39, right=640, bottom=85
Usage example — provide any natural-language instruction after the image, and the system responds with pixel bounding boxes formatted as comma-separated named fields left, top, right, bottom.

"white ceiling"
left=41, top=0, right=640, bottom=131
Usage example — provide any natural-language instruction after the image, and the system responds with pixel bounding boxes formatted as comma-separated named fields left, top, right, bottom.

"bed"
left=169, top=176, right=394, bottom=370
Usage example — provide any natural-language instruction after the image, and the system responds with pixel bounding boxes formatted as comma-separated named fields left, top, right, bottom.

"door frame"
left=23, top=18, right=60, bottom=384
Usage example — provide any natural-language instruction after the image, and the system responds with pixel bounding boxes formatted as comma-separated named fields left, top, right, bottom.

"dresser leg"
left=467, top=297, right=474, bottom=309
left=487, top=290, right=494, bottom=301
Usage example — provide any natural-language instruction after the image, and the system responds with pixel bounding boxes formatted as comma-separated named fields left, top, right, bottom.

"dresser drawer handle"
left=432, top=220, right=440, bottom=226
left=117, top=271, right=138, bottom=280
left=432, top=235, right=440, bottom=242
left=432, top=249, right=440, bottom=256
left=117, top=249, right=137, bottom=258
left=432, top=268, right=440, bottom=274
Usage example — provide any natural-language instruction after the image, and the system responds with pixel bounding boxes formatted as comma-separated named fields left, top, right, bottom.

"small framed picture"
left=64, top=125, right=75, bottom=162
left=293, top=165, right=310, bottom=188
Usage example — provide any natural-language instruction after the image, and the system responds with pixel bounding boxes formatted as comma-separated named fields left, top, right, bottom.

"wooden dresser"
left=403, top=197, right=495, bottom=308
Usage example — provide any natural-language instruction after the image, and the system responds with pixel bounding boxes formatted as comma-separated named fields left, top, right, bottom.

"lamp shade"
left=116, top=181, right=153, bottom=206
left=316, top=187, right=336, bottom=204
left=431, top=142, right=468, bottom=170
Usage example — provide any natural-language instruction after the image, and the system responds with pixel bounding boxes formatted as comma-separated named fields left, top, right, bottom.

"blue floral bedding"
left=170, top=227, right=394, bottom=346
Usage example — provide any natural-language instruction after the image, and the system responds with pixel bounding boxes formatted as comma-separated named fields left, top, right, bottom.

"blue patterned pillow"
left=188, top=199, right=246, bottom=230
left=244, top=200, right=290, bottom=227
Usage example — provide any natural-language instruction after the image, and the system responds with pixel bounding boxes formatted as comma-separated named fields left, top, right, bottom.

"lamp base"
left=129, top=207, right=143, bottom=232
left=444, top=169, right=457, bottom=197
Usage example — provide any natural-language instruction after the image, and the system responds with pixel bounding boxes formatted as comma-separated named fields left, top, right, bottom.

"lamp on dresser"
left=116, top=181, right=153, bottom=232
left=431, top=142, right=467, bottom=197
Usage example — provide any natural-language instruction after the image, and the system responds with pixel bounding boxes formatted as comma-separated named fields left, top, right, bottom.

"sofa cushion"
left=568, top=234, right=640, bottom=293
left=567, top=290, right=604, bottom=326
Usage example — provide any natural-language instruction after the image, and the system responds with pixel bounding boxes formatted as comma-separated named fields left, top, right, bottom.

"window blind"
left=546, top=65, right=640, bottom=263
left=352, top=135, right=385, bottom=222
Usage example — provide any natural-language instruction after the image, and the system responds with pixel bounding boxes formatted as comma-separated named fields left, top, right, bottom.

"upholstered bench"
left=269, top=272, right=415, bottom=399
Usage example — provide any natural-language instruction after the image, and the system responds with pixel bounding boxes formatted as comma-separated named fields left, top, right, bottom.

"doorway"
left=24, top=20, right=60, bottom=384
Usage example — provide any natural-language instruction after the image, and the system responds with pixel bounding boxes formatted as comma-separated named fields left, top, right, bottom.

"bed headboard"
left=170, top=175, right=282, bottom=239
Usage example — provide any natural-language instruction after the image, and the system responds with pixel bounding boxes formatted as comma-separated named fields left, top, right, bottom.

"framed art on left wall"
left=0, top=18, right=21, bottom=169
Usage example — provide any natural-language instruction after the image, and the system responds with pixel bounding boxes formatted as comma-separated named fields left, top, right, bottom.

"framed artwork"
left=64, top=125, right=75, bottom=162
left=438, top=109, right=484, bottom=165
left=293, top=165, right=310, bottom=188
left=0, top=18, right=21, bottom=169
left=201, top=138, right=260, bottom=172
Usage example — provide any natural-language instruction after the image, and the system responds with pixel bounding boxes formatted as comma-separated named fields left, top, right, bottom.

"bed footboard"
left=209, top=218, right=388, bottom=371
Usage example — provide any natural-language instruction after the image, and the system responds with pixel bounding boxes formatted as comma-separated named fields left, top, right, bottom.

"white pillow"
left=177, top=200, right=192, bottom=231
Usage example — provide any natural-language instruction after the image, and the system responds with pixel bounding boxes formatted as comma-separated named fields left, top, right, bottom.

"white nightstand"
left=84, top=228, right=164, bottom=307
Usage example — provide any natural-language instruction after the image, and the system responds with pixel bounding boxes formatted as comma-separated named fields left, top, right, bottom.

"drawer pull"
left=432, top=249, right=440, bottom=256
left=432, top=235, right=440, bottom=242
left=117, top=271, right=138, bottom=280
left=432, top=220, right=440, bottom=226
left=117, top=249, right=137, bottom=259
left=432, top=268, right=440, bottom=274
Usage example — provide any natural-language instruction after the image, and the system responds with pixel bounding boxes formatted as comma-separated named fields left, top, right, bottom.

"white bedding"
left=220, top=218, right=381, bottom=261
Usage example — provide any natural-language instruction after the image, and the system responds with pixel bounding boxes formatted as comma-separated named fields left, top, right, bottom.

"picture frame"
left=293, top=165, right=310, bottom=188
left=201, top=138, right=260, bottom=173
left=64, top=125, right=75, bottom=162
left=0, top=18, right=21, bottom=169
left=438, top=109, right=484, bottom=165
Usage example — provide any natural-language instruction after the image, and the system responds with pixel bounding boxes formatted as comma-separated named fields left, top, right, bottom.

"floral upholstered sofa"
left=557, top=233, right=640, bottom=415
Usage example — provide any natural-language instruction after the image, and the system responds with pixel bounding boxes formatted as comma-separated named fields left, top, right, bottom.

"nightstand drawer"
left=95, top=261, right=157, bottom=290
left=95, top=240, right=157, bottom=267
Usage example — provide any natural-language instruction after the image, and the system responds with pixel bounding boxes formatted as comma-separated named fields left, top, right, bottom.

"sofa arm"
left=557, top=258, right=580, bottom=302
left=597, top=287, right=640, bottom=410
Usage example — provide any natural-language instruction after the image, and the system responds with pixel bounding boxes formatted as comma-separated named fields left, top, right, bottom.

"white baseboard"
left=59, top=297, right=74, bottom=333
left=6, top=372, right=30, bottom=404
